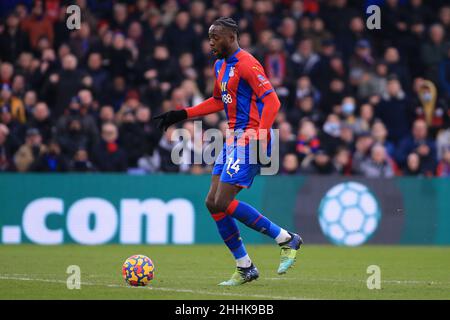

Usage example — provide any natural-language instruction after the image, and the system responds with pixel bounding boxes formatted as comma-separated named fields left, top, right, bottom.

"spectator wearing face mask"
left=340, top=96, right=357, bottom=125
left=319, top=113, right=341, bottom=156
left=411, top=80, right=449, bottom=138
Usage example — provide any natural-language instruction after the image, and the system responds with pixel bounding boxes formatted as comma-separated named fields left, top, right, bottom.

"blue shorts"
left=212, top=129, right=273, bottom=188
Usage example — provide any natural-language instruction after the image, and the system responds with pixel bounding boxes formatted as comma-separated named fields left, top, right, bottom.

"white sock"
left=275, top=229, right=292, bottom=244
left=236, top=254, right=252, bottom=268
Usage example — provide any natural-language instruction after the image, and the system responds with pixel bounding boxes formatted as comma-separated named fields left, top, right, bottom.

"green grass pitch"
left=0, top=245, right=449, bottom=300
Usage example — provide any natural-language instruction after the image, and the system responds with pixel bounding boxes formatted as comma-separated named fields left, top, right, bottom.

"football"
left=122, top=254, right=155, bottom=286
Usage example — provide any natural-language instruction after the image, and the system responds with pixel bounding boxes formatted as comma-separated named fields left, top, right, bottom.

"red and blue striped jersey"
left=213, top=48, right=274, bottom=131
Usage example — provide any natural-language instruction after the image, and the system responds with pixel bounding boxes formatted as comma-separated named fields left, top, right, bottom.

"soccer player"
left=154, top=17, right=303, bottom=285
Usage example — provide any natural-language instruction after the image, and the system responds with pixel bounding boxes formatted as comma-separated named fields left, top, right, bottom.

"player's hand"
left=249, top=133, right=271, bottom=166
left=256, top=138, right=271, bottom=166
left=152, top=109, right=188, bottom=131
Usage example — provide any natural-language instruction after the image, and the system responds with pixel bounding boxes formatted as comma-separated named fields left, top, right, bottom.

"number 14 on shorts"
left=226, top=157, right=240, bottom=177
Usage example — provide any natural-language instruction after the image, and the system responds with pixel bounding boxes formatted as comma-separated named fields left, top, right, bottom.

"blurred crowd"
left=1, top=0, right=450, bottom=177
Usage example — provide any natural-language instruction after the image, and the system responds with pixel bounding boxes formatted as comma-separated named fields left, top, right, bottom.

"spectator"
left=411, top=80, right=449, bottom=138
left=396, top=119, right=437, bottom=175
left=57, top=117, right=90, bottom=158
left=278, top=17, right=298, bottom=55
left=264, top=37, right=287, bottom=89
left=139, top=125, right=180, bottom=173
left=0, top=104, right=24, bottom=150
left=353, top=103, right=375, bottom=135
left=357, top=61, right=388, bottom=100
left=0, top=84, right=25, bottom=124
left=55, top=95, right=99, bottom=151
left=85, top=52, right=109, bottom=99
left=0, top=124, right=14, bottom=171
left=27, top=102, right=53, bottom=143
left=439, top=47, right=450, bottom=100
left=69, top=148, right=96, bottom=172
left=371, top=120, right=395, bottom=158
left=0, top=12, right=28, bottom=63
left=421, top=24, right=450, bottom=84
left=436, top=148, right=450, bottom=177
left=302, top=149, right=336, bottom=175
left=20, top=1, right=54, bottom=50
left=29, top=140, right=69, bottom=172
left=14, top=128, right=47, bottom=172
left=352, top=131, right=375, bottom=174
left=43, top=54, right=84, bottom=119
left=69, top=22, right=99, bottom=60
left=281, top=153, right=300, bottom=175
left=296, top=119, right=320, bottom=164
left=119, top=109, right=144, bottom=167
left=319, top=113, right=342, bottom=156
left=358, top=144, right=396, bottom=178
left=164, top=11, right=199, bottom=58
left=436, top=126, right=450, bottom=160
left=333, top=146, right=353, bottom=175
left=92, top=122, right=127, bottom=172
left=278, top=121, right=296, bottom=160
left=403, top=152, right=422, bottom=176
left=289, top=95, right=321, bottom=129
left=375, top=76, right=412, bottom=145
left=289, top=37, right=320, bottom=79
left=384, top=47, right=411, bottom=92
left=349, top=39, right=376, bottom=87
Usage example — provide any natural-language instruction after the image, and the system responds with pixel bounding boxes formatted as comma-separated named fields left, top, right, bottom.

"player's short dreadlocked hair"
left=212, top=17, right=239, bottom=38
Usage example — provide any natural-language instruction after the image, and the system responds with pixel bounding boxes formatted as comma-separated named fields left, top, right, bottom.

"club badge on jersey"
left=229, top=67, right=235, bottom=77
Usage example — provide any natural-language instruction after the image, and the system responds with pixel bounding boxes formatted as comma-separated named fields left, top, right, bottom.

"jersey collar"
left=225, top=48, right=241, bottom=64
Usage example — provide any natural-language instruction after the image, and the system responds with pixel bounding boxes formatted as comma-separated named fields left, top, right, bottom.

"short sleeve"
left=240, top=62, right=274, bottom=99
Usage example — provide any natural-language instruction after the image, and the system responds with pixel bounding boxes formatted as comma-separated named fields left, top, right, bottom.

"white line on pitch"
left=0, top=275, right=310, bottom=300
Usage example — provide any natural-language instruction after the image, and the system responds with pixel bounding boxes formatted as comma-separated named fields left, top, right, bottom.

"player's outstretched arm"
left=185, top=97, right=224, bottom=119
left=152, top=97, right=223, bottom=131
